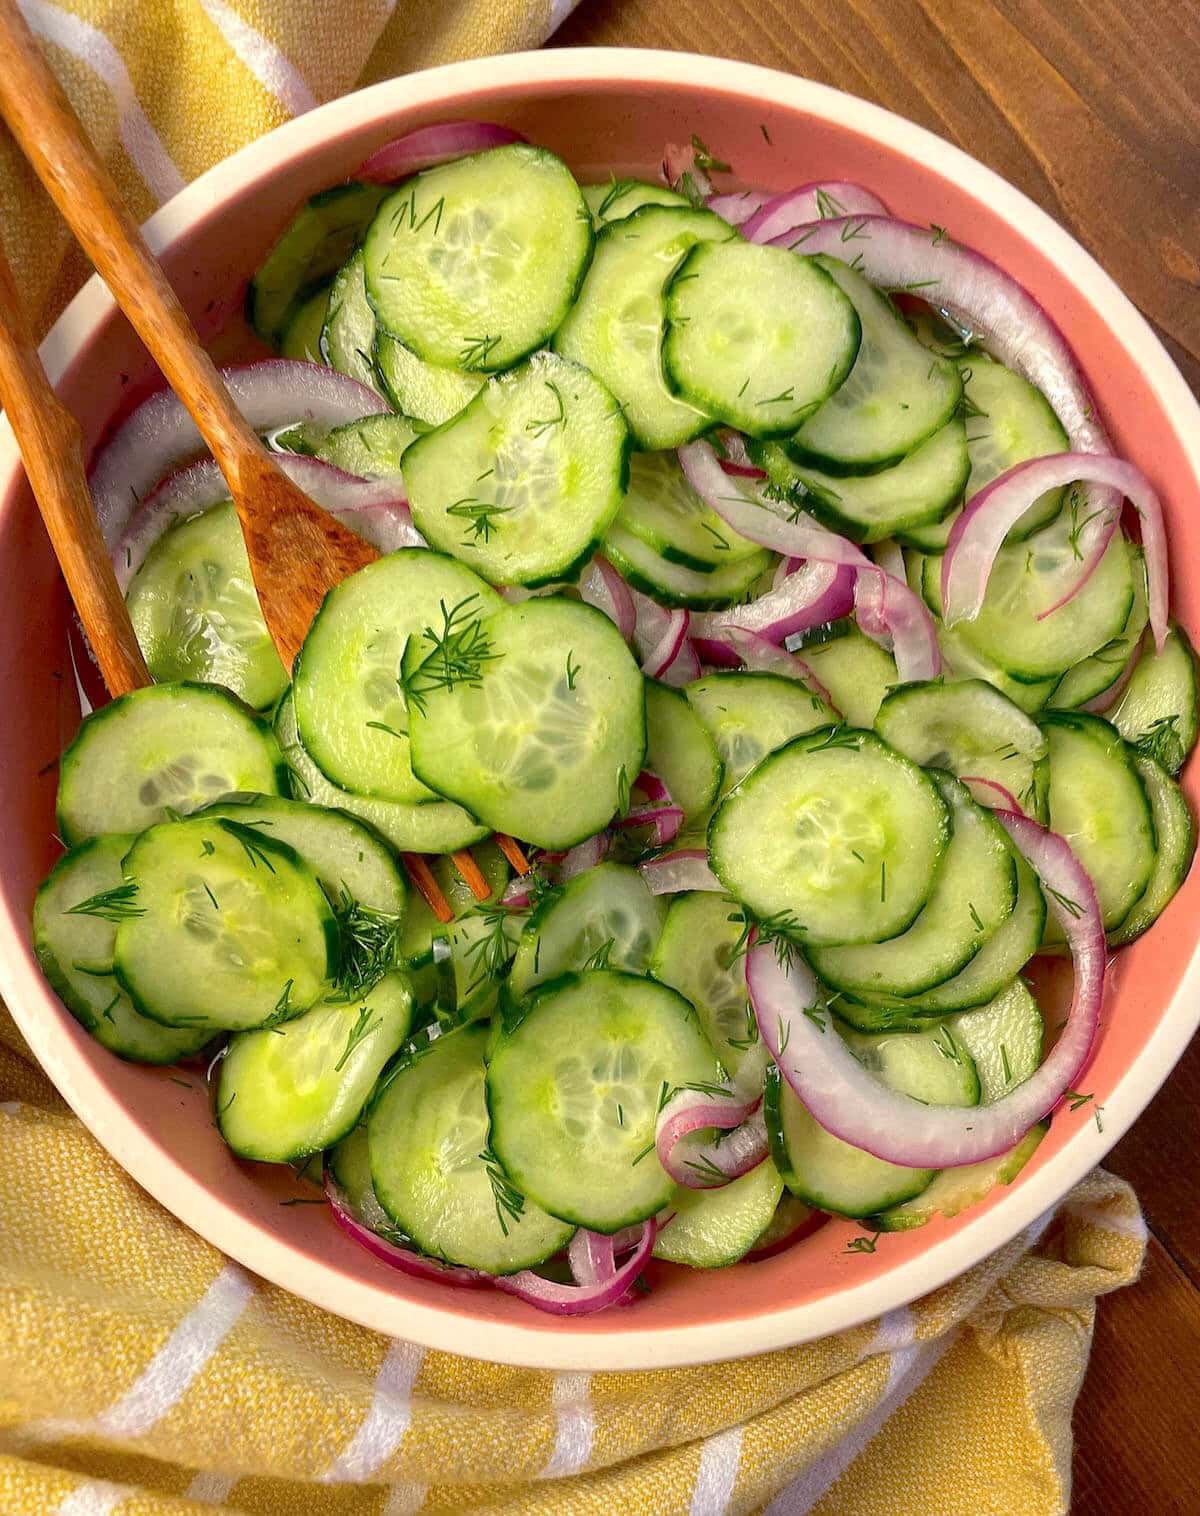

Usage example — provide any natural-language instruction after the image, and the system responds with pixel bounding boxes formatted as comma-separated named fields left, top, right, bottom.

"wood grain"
left=0, top=0, right=380, bottom=671
left=555, top=4, right=1200, bottom=1511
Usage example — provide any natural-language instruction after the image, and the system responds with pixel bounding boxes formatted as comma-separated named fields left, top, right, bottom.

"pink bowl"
left=2, top=49, right=1198, bottom=1370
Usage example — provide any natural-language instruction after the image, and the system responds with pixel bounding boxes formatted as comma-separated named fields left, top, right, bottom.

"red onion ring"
left=641, top=607, right=691, bottom=678
left=495, top=1218, right=657, bottom=1315
left=613, top=804, right=685, bottom=848
left=114, top=455, right=421, bottom=589
left=663, top=141, right=713, bottom=199
left=707, top=188, right=771, bottom=225
left=690, top=560, right=856, bottom=658
left=747, top=811, right=1105, bottom=1168
left=578, top=555, right=637, bottom=643
left=742, top=181, right=889, bottom=244
left=638, top=849, right=723, bottom=895
left=655, top=1045, right=770, bottom=1189
left=90, top=360, right=384, bottom=547
left=325, top=1176, right=487, bottom=1288
left=1080, top=631, right=1145, bottom=714
left=941, top=453, right=1168, bottom=651
left=872, top=539, right=906, bottom=583
left=717, top=627, right=837, bottom=708
left=635, top=771, right=674, bottom=808
left=956, top=775, right=1027, bottom=815
left=357, top=121, right=525, bottom=182
left=558, top=832, right=610, bottom=881
left=677, top=440, right=940, bottom=680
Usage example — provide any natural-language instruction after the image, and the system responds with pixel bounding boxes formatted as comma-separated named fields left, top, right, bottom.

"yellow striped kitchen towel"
left=0, top=3, right=1146, bottom=1511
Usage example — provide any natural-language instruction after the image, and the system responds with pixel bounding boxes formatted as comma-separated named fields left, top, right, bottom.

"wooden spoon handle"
left=0, top=0, right=263, bottom=481
left=0, top=236, right=149, bottom=697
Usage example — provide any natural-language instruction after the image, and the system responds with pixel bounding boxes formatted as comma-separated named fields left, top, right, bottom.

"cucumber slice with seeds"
left=293, top=549, right=502, bottom=805
left=663, top=240, right=860, bottom=438
left=217, top=972, right=413, bottom=1162
left=603, top=522, right=773, bottom=608
left=275, top=690, right=488, bottom=855
left=314, top=413, right=419, bottom=479
left=618, top=450, right=767, bottom=575
left=126, top=501, right=288, bottom=710
left=58, top=683, right=286, bottom=846
left=1107, top=756, right=1196, bottom=946
left=371, top=1022, right=575, bottom=1272
left=115, top=816, right=337, bottom=1032
left=685, top=671, right=836, bottom=795
left=374, top=332, right=484, bottom=426
left=554, top=203, right=735, bottom=450
left=643, top=681, right=723, bottom=823
left=1111, top=623, right=1199, bottom=776
left=250, top=180, right=387, bottom=346
left=709, top=728, right=951, bottom=948
left=321, top=250, right=386, bottom=396
left=652, top=1158, right=784, bottom=1268
left=947, top=979, right=1043, bottom=1103
left=363, top=144, right=592, bottom=372
left=486, top=969, right=722, bottom=1232
left=787, top=255, right=961, bottom=474
left=648, top=891, right=756, bottom=1075
left=405, top=596, right=646, bottom=850
left=34, top=835, right=216, bottom=1063
left=404, top=352, right=629, bottom=587
left=807, top=772, right=1016, bottom=998
left=874, top=677, right=1050, bottom=822
left=508, top=862, right=666, bottom=999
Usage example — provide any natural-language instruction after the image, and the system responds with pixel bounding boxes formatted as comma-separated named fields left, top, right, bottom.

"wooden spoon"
left=0, top=0, right=378, bottom=672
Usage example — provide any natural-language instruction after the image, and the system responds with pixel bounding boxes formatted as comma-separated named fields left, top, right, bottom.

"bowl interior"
left=2, top=52, right=1198, bottom=1369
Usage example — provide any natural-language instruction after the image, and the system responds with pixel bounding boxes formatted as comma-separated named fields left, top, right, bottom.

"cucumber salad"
left=34, top=122, right=1195, bottom=1314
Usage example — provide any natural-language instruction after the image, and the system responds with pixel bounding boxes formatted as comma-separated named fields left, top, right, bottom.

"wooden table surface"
left=553, top=5, right=1200, bottom=1511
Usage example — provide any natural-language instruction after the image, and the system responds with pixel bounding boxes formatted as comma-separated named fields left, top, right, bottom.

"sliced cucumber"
left=486, top=970, right=721, bottom=1232
left=648, top=891, right=757, bottom=1075
left=663, top=240, right=860, bottom=437
left=405, top=596, right=646, bottom=850
left=1042, top=712, right=1155, bottom=934
left=249, top=180, right=387, bottom=346
left=1049, top=550, right=1148, bottom=711
left=292, top=548, right=502, bottom=804
left=643, top=681, right=723, bottom=823
left=371, top=1023, right=574, bottom=1271
left=362, top=144, right=591, bottom=372
left=279, top=285, right=330, bottom=363
left=126, top=501, right=288, bottom=710
left=435, top=902, right=527, bottom=1017
left=327, top=1125, right=398, bottom=1238
left=275, top=691, right=488, bottom=855
left=57, top=682, right=285, bottom=846
left=196, top=793, right=407, bottom=916
left=115, top=816, right=337, bottom=1031
left=947, top=979, right=1043, bottom=1103
left=217, top=972, right=413, bottom=1162
left=314, top=413, right=419, bottom=479
left=708, top=728, right=950, bottom=948
left=507, top=862, right=666, bottom=999
left=582, top=177, right=688, bottom=226
left=936, top=619, right=1057, bottom=716
left=404, top=352, right=629, bottom=586
left=398, top=842, right=510, bottom=968
left=652, top=1158, right=784, bottom=1268
left=603, top=521, right=773, bottom=609
left=765, top=1020, right=978, bottom=1217
left=870, top=1121, right=1048, bottom=1231
left=874, top=677, right=1050, bottom=823
left=1108, top=756, right=1196, bottom=946
left=787, top=255, right=961, bottom=473
left=617, top=449, right=766, bottom=575
left=808, top=772, right=1016, bottom=998
left=685, top=671, right=837, bottom=794
left=1111, top=623, right=1199, bottom=777
left=321, top=250, right=386, bottom=396
left=788, top=622, right=897, bottom=727
left=751, top=420, right=969, bottom=545
left=374, top=332, right=484, bottom=427
left=553, top=204, right=735, bottom=450
left=899, top=355, right=1067, bottom=551
left=34, top=835, right=215, bottom=1063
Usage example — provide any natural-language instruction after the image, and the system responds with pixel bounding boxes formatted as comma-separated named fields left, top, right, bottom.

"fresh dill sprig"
left=525, top=381, right=566, bottom=439
left=595, top=173, right=639, bottom=220
left=445, top=496, right=512, bottom=545
left=683, top=1150, right=728, bottom=1187
left=478, top=1145, right=525, bottom=1236
left=334, top=891, right=402, bottom=999
left=814, top=186, right=846, bottom=220
left=968, top=901, right=984, bottom=931
left=1000, top=1043, right=1013, bottom=1086
left=581, top=936, right=617, bottom=972
left=843, top=1233, right=880, bottom=1256
left=401, top=594, right=502, bottom=716
left=690, top=134, right=730, bottom=174
left=566, top=649, right=581, bottom=690
left=1064, top=1088, right=1094, bottom=1112
left=1046, top=885, right=1084, bottom=920
left=459, top=333, right=502, bottom=370
left=65, top=882, right=144, bottom=922
left=616, top=764, right=631, bottom=818
left=728, top=907, right=804, bottom=965
left=335, top=1003, right=383, bottom=1072
left=1130, top=713, right=1185, bottom=772
left=366, top=719, right=406, bottom=740
left=221, top=821, right=277, bottom=874
left=262, top=979, right=295, bottom=1033
left=462, top=905, right=518, bottom=983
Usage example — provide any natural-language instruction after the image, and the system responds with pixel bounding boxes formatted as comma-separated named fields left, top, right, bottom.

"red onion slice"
left=90, top=360, right=385, bottom=547
left=115, top=455, right=421, bottom=589
left=656, top=1044, right=770, bottom=1189
left=635, top=771, right=674, bottom=808
left=872, top=539, right=907, bottom=583
left=578, top=555, right=637, bottom=643
left=558, top=832, right=610, bottom=881
left=743, top=181, right=889, bottom=244
left=942, top=453, right=1168, bottom=651
left=613, top=804, right=685, bottom=848
left=691, top=561, right=856, bottom=661
left=677, top=440, right=940, bottom=680
left=956, top=775, right=1027, bottom=815
left=358, top=121, right=524, bottom=182
left=748, top=811, right=1105, bottom=1168
left=717, top=627, right=836, bottom=708
left=707, top=188, right=770, bottom=225
left=641, top=607, right=690, bottom=677
left=663, top=141, right=713, bottom=199
left=1080, top=631, right=1144, bottom=714
left=325, top=1176, right=487, bottom=1288
left=495, top=1218, right=658, bottom=1315
left=639, top=849, right=723, bottom=896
